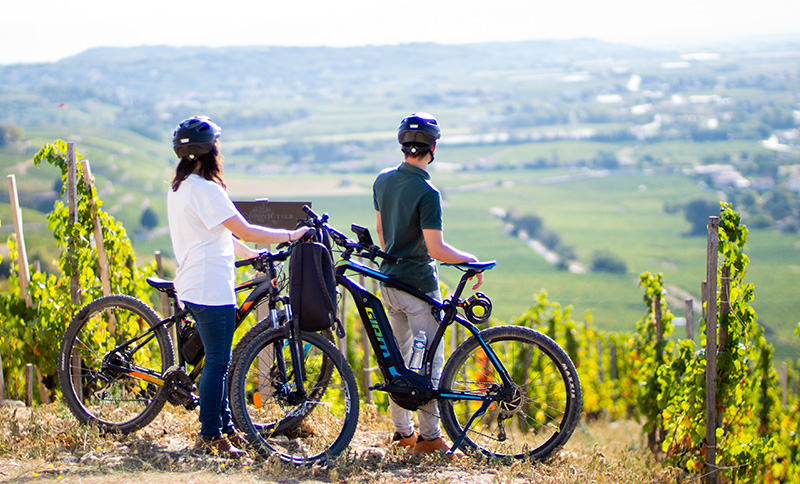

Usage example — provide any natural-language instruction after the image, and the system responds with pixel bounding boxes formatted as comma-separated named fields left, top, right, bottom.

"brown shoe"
left=225, top=430, right=249, bottom=450
left=410, top=435, right=456, bottom=458
left=194, top=434, right=247, bottom=459
left=390, top=431, right=418, bottom=450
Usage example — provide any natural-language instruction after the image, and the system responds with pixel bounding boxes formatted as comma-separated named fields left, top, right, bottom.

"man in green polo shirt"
left=373, top=112, right=484, bottom=456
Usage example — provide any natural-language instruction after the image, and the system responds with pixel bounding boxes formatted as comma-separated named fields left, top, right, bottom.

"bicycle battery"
left=181, top=325, right=205, bottom=365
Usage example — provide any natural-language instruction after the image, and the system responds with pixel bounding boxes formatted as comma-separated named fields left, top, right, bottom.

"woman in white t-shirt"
left=167, top=116, right=310, bottom=458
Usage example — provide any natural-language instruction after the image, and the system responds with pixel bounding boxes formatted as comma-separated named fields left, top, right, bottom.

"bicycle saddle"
left=146, top=277, right=175, bottom=291
left=441, top=261, right=497, bottom=272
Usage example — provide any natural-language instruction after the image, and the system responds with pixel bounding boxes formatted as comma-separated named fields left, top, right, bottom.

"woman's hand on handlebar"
left=291, top=226, right=314, bottom=243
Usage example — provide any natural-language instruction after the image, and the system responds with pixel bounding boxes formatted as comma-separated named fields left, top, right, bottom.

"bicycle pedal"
left=183, top=395, right=200, bottom=411
left=369, top=383, right=386, bottom=391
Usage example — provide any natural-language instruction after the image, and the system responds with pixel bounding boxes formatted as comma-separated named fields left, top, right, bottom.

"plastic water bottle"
left=409, top=331, right=427, bottom=371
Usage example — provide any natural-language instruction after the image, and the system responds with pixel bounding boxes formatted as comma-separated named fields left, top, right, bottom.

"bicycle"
left=57, top=242, right=319, bottom=434
left=229, top=206, right=583, bottom=465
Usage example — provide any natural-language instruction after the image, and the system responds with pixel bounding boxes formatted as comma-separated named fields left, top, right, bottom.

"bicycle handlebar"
left=302, top=205, right=402, bottom=264
left=235, top=247, right=292, bottom=272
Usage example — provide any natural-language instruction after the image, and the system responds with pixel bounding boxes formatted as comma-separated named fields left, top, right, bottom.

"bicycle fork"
left=442, top=320, right=517, bottom=456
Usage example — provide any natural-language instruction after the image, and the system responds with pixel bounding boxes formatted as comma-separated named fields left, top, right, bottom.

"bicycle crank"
left=163, top=366, right=199, bottom=410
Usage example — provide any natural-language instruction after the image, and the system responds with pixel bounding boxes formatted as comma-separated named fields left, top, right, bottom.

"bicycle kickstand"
left=446, top=398, right=494, bottom=456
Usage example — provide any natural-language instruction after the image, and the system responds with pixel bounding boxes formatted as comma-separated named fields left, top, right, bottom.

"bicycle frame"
left=103, top=250, right=291, bottom=399
left=334, top=256, right=514, bottom=409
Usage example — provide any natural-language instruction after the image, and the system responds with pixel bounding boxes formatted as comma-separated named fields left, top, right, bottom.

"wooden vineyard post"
left=719, top=266, right=730, bottom=355
left=780, top=362, right=788, bottom=408
left=654, top=297, right=663, bottom=343
left=25, top=364, right=34, bottom=407
left=80, top=161, right=111, bottom=298
left=685, top=298, right=694, bottom=341
left=67, top=145, right=85, bottom=399
left=0, top=353, right=5, bottom=400
left=705, top=216, right=719, bottom=484
left=7, top=175, right=31, bottom=307
left=155, top=251, right=176, bottom=358
left=597, top=340, right=604, bottom=383
left=648, top=294, right=664, bottom=451
left=81, top=160, right=116, bottom=336
left=609, top=341, right=618, bottom=405
left=155, top=252, right=170, bottom=316
left=67, top=142, right=80, bottom=306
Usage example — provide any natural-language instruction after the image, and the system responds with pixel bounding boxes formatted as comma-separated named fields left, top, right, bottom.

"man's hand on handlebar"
left=470, top=272, right=484, bottom=291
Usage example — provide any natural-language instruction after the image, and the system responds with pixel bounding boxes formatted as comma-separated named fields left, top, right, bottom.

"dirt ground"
left=0, top=402, right=676, bottom=484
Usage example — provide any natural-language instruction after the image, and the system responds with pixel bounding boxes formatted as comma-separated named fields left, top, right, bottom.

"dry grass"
left=0, top=402, right=687, bottom=483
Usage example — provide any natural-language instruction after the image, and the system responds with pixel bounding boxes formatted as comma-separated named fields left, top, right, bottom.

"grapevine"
left=0, top=141, right=155, bottom=401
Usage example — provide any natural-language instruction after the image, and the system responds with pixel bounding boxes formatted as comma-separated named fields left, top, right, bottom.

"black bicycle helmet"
left=172, top=116, right=222, bottom=158
left=398, top=113, right=440, bottom=157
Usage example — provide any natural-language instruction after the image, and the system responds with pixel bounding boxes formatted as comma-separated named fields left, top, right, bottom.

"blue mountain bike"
left=229, top=207, right=582, bottom=464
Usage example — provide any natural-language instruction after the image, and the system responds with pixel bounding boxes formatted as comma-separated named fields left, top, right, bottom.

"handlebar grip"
left=302, top=205, right=318, bottom=220
left=377, top=249, right=401, bottom=264
left=302, top=228, right=317, bottom=242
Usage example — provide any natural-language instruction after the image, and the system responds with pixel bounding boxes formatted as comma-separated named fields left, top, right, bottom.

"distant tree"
left=763, top=189, right=796, bottom=221
left=592, top=151, right=620, bottom=169
left=538, top=228, right=562, bottom=251
left=684, top=198, right=720, bottom=236
left=140, top=207, right=159, bottom=230
left=759, top=105, right=796, bottom=130
left=590, top=249, right=627, bottom=274
left=0, top=124, right=25, bottom=146
left=747, top=212, right=774, bottom=229
left=509, top=213, right=543, bottom=238
left=738, top=189, right=759, bottom=211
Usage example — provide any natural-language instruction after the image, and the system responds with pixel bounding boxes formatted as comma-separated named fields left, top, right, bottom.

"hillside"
left=1, top=38, right=799, bottom=359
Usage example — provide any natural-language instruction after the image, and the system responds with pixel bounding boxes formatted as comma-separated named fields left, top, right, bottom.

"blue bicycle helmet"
left=398, top=113, right=440, bottom=157
left=172, top=116, right=222, bottom=158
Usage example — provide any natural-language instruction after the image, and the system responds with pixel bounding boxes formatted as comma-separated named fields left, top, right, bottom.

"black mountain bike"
left=229, top=207, right=582, bottom=465
left=57, top=244, right=312, bottom=434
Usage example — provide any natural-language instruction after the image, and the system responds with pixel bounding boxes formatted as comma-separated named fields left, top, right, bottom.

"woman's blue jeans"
left=184, top=302, right=236, bottom=440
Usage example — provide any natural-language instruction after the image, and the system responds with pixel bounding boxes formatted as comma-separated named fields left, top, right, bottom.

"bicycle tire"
left=228, top=313, right=335, bottom=431
left=438, top=325, right=582, bottom=460
left=230, top=327, right=358, bottom=465
left=57, top=294, right=175, bottom=434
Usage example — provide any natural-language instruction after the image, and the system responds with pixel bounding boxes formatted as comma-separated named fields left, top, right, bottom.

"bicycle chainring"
left=163, top=366, right=198, bottom=409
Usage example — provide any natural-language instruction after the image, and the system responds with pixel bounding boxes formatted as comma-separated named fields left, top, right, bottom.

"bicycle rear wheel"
left=57, top=295, right=175, bottom=434
left=439, top=325, right=582, bottom=460
left=230, top=327, right=358, bottom=465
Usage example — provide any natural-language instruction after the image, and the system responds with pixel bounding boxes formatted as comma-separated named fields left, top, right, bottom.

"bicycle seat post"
left=168, top=291, right=182, bottom=318
left=451, top=269, right=478, bottom=302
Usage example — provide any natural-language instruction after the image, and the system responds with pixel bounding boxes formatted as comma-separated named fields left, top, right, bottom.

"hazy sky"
left=2, top=0, right=798, bottom=65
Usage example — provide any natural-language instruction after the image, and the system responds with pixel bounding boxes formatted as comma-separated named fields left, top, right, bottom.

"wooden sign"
left=233, top=200, right=311, bottom=230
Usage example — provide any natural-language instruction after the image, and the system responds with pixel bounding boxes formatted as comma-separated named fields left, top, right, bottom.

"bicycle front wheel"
left=57, top=295, right=175, bottom=434
left=439, top=325, right=582, bottom=460
left=229, top=311, right=336, bottom=432
left=230, top=327, right=358, bottom=465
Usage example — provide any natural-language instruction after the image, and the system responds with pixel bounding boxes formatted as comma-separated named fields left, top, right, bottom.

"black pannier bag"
left=289, top=241, right=338, bottom=331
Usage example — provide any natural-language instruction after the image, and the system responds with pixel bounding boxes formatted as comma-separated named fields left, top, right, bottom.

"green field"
left=3, top=134, right=799, bottom=362
left=225, top=166, right=800, bottom=361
